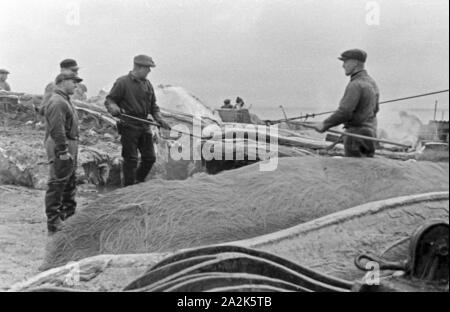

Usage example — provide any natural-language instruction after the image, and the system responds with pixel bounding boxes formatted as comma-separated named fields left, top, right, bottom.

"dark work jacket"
left=40, top=81, right=87, bottom=116
left=105, top=72, right=161, bottom=126
left=44, top=89, right=79, bottom=151
left=323, top=70, right=379, bottom=131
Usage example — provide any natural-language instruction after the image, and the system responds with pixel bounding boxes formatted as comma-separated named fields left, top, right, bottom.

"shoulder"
left=145, top=79, right=154, bottom=89
left=115, top=75, right=130, bottom=85
left=350, top=74, right=376, bottom=89
left=358, top=74, right=379, bottom=93
left=109, top=75, right=130, bottom=92
left=47, top=93, right=69, bottom=110
left=45, top=82, right=55, bottom=93
left=346, top=79, right=363, bottom=92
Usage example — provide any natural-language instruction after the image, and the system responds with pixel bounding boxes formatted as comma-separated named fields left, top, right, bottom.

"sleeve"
left=374, top=87, right=380, bottom=115
left=148, top=83, right=161, bottom=119
left=105, top=78, right=125, bottom=110
left=42, top=83, right=54, bottom=103
left=46, top=100, right=68, bottom=152
left=39, top=83, right=55, bottom=116
left=322, top=81, right=362, bottom=130
left=5, top=82, right=11, bottom=91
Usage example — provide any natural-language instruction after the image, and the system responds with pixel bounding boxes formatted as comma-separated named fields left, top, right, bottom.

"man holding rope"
left=104, top=55, right=171, bottom=187
left=313, top=49, right=380, bottom=157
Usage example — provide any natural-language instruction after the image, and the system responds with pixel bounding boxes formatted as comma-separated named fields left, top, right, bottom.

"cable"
left=267, top=89, right=450, bottom=124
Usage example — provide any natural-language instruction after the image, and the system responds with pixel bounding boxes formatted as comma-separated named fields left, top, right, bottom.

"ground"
left=0, top=185, right=97, bottom=290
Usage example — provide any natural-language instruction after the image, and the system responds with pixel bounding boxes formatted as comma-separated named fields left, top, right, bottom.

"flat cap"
left=55, top=72, right=83, bottom=84
left=60, top=59, right=79, bottom=70
left=338, top=49, right=367, bottom=62
left=134, top=55, right=156, bottom=67
left=0, top=69, right=10, bottom=74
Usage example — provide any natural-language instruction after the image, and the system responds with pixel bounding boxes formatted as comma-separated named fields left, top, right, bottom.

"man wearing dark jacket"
left=105, top=55, right=170, bottom=186
left=313, top=49, right=379, bottom=157
left=44, top=72, right=83, bottom=233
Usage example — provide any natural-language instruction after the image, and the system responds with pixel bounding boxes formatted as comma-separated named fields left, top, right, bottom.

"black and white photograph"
left=0, top=0, right=448, bottom=298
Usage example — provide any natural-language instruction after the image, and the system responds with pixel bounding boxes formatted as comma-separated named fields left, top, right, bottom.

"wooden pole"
left=279, top=105, right=293, bottom=130
left=296, top=122, right=412, bottom=149
left=434, top=100, right=438, bottom=121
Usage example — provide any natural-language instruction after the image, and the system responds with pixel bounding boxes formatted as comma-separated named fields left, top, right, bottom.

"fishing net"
left=42, top=156, right=449, bottom=270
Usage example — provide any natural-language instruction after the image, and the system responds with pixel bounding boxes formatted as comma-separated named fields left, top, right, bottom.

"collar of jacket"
left=54, top=89, right=71, bottom=101
left=350, top=69, right=367, bottom=81
left=128, top=71, right=146, bottom=83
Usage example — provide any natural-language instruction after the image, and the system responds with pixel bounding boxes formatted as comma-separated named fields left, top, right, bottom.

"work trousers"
left=118, top=122, right=156, bottom=186
left=45, top=138, right=78, bottom=230
left=344, top=127, right=377, bottom=157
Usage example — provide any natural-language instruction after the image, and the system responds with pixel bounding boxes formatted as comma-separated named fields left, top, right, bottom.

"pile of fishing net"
left=42, top=156, right=449, bottom=270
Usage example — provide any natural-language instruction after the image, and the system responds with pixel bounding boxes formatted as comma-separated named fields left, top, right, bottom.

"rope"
left=267, top=89, right=450, bottom=123
left=116, top=114, right=211, bottom=140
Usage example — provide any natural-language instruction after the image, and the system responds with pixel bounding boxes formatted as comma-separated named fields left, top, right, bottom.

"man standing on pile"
left=313, top=49, right=380, bottom=157
left=0, top=69, right=11, bottom=91
left=105, top=55, right=170, bottom=186
left=44, top=72, right=83, bottom=234
left=40, top=59, right=87, bottom=115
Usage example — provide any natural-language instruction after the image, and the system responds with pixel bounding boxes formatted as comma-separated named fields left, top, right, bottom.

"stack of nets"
left=42, top=157, right=449, bottom=270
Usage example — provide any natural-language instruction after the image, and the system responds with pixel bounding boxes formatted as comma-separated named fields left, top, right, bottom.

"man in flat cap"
left=40, top=59, right=87, bottom=115
left=313, top=49, right=380, bottom=157
left=44, top=72, right=83, bottom=234
left=105, top=54, right=171, bottom=186
left=0, top=69, right=11, bottom=91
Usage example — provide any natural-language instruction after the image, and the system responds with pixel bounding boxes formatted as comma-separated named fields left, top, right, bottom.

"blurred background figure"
left=221, top=99, right=233, bottom=109
left=72, top=83, right=88, bottom=101
left=234, top=96, right=245, bottom=109
left=0, top=69, right=11, bottom=91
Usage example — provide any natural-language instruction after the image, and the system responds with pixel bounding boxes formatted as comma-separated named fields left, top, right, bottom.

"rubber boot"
left=45, top=181, right=65, bottom=232
left=136, top=160, right=155, bottom=183
left=123, top=161, right=138, bottom=186
left=61, top=172, right=77, bottom=221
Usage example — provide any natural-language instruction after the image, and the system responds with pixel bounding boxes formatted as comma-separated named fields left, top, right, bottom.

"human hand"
left=58, top=152, right=72, bottom=161
left=109, top=103, right=122, bottom=117
left=158, top=120, right=171, bottom=130
left=312, top=122, right=327, bottom=133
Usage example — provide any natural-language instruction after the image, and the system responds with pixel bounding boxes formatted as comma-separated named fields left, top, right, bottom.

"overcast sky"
left=1, top=0, right=448, bottom=119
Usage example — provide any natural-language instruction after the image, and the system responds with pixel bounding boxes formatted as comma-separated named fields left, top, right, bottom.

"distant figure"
left=72, top=83, right=88, bottom=101
left=313, top=49, right=379, bottom=157
left=221, top=99, right=233, bottom=109
left=0, top=69, right=11, bottom=91
left=40, top=59, right=87, bottom=115
left=234, top=96, right=245, bottom=109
